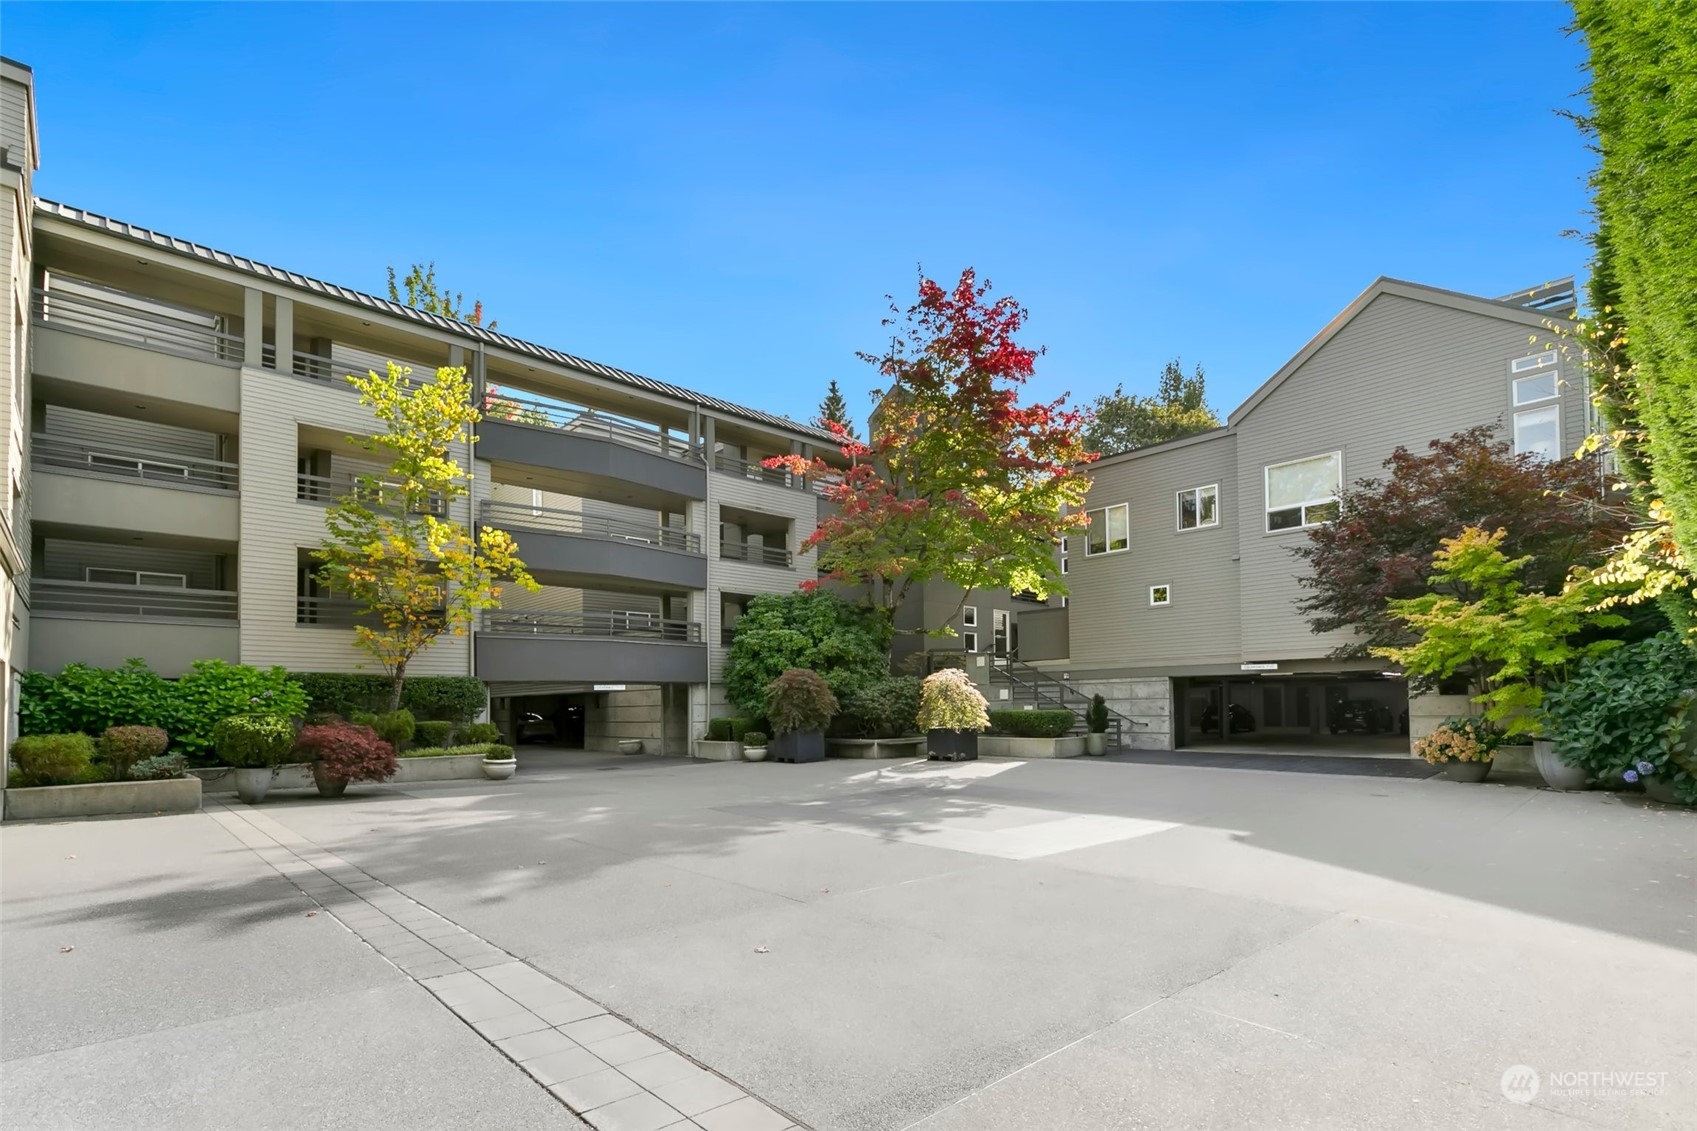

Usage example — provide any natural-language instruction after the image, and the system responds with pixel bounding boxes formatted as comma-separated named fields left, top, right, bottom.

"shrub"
left=1413, top=717, right=1503, bottom=765
left=400, top=677, right=487, bottom=723
left=97, top=725, right=169, bottom=781
left=724, top=592, right=892, bottom=716
left=414, top=720, right=454, bottom=748
left=129, top=753, right=189, bottom=781
left=9, top=733, right=96, bottom=787
left=400, top=742, right=512, bottom=760
left=706, top=716, right=760, bottom=742
left=838, top=676, right=921, bottom=739
left=19, top=660, right=172, bottom=737
left=916, top=668, right=989, bottom=732
left=293, top=723, right=397, bottom=783
left=167, top=660, right=307, bottom=758
left=1541, top=631, right=1697, bottom=800
left=286, top=673, right=486, bottom=722
left=764, top=669, right=838, bottom=736
left=482, top=743, right=515, bottom=761
left=987, top=709, right=1076, bottom=738
left=459, top=722, right=502, bottom=745
left=1087, top=694, right=1110, bottom=735
left=742, top=731, right=768, bottom=748
left=372, top=709, right=416, bottom=750
left=213, top=714, right=296, bottom=768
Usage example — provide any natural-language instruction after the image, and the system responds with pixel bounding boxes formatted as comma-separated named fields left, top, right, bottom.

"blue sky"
left=5, top=3, right=1591, bottom=426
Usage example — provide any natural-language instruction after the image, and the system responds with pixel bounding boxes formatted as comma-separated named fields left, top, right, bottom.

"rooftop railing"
left=480, top=500, right=701, bottom=553
left=482, top=393, right=701, bottom=463
left=32, top=286, right=242, bottom=365
left=482, top=609, right=702, bottom=643
left=33, top=433, right=239, bottom=493
left=33, top=578, right=238, bottom=622
left=719, top=541, right=793, bottom=568
left=296, top=472, right=447, bottom=515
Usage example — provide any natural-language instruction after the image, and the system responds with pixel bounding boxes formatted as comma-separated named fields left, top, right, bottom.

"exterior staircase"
left=985, top=655, right=1142, bottom=751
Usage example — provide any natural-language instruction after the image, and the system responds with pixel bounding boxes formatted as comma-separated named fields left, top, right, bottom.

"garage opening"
left=1175, top=673, right=1409, bottom=755
left=487, top=683, right=691, bottom=755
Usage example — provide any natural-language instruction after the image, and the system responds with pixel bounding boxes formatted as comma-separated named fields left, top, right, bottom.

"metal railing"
left=31, top=286, right=243, bottom=365
left=482, top=393, right=701, bottom=462
left=296, top=594, right=444, bottom=629
left=33, top=433, right=238, bottom=493
left=719, top=541, right=793, bottom=568
left=480, top=500, right=701, bottom=553
left=33, top=578, right=238, bottom=622
left=483, top=609, right=702, bottom=643
left=713, top=451, right=808, bottom=490
left=291, top=350, right=439, bottom=386
left=296, top=473, right=447, bottom=515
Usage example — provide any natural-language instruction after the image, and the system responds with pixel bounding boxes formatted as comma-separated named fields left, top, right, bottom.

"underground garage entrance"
left=1174, top=672, right=1410, bottom=754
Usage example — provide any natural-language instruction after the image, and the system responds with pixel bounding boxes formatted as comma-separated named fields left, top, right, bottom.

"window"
left=1085, top=503, right=1129, bottom=555
left=1513, top=405, right=1561, bottom=461
left=1513, top=372, right=1559, bottom=406
left=962, top=631, right=978, bottom=653
left=86, top=568, right=187, bottom=588
left=1510, top=350, right=1558, bottom=374
left=1265, top=452, right=1341, bottom=531
left=1149, top=584, right=1171, bottom=607
left=992, top=610, right=1010, bottom=656
left=1177, top=484, right=1219, bottom=531
left=962, top=605, right=977, bottom=628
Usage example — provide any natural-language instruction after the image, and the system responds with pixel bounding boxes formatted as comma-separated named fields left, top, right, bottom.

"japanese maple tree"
left=767, top=269, right=1094, bottom=635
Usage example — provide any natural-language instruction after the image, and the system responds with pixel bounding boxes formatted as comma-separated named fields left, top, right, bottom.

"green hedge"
left=9, top=734, right=96, bottom=787
left=400, top=742, right=513, bottom=760
left=987, top=709, right=1076, bottom=738
left=286, top=673, right=486, bottom=722
left=706, top=716, right=763, bottom=741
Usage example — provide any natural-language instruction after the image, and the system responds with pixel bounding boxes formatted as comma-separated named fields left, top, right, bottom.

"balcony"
left=481, top=500, right=707, bottom=590
left=34, top=578, right=238, bottom=622
left=719, top=541, right=793, bottom=569
left=296, top=472, right=446, bottom=516
left=32, top=434, right=241, bottom=541
left=476, top=610, right=707, bottom=683
left=33, top=285, right=242, bottom=365
left=30, top=579, right=239, bottom=678
left=477, top=394, right=706, bottom=504
left=713, top=452, right=807, bottom=491
left=296, top=594, right=445, bottom=629
left=288, top=347, right=441, bottom=387
left=35, top=433, right=237, bottom=493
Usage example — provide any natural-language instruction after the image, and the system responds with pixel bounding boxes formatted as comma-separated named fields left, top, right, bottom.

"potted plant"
left=481, top=744, right=518, bottom=780
left=213, top=714, right=296, bottom=804
left=765, top=668, right=837, bottom=763
left=918, top=668, right=988, bottom=761
left=1085, top=694, right=1110, bottom=756
left=617, top=738, right=643, bottom=756
left=741, top=731, right=770, bottom=762
left=1413, top=717, right=1501, bottom=782
left=293, top=722, right=399, bottom=797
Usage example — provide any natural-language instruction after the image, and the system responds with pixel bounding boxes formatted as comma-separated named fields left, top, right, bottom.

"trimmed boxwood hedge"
left=987, top=709, right=1077, bottom=738
left=706, top=716, right=763, bottom=741
left=287, top=673, right=486, bottom=722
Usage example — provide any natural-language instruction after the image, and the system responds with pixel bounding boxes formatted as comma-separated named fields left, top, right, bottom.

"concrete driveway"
left=4, top=750, right=1693, bottom=1130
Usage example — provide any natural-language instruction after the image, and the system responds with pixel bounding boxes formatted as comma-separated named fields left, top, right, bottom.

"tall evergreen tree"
left=816, top=379, right=854, bottom=436
left=1083, top=358, right=1220, bottom=456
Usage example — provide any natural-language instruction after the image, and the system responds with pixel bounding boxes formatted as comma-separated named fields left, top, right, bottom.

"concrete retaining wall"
left=393, top=753, right=488, bottom=782
left=4, top=777, right=202, bottom=820
left=693, top=740, right=742, bottom=761
left=979, top=735, right=1086, bottom=759
left=1067, top=678, right=1174, bottom=750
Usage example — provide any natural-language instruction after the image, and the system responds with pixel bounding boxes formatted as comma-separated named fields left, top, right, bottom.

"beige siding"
left=1233, top=292, right=1580, bottom=660
left=704, top=467, right=815, bottom=682
left=1065, top=433, right=1240, bottom=671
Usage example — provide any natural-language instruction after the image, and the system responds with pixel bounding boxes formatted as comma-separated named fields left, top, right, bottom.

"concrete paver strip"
left=208, top=804, right=806, bottom=1131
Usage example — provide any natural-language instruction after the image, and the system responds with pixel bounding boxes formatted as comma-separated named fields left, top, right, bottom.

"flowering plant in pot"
left=1413, top=717, right=1502, bottom=783
left=294, top=722, right=398, bottom=797
left=213, top=714, right=296, bottom=803
left=764, top=669, right=837, bottom=763
left=917, top=668, right=988, bottom=761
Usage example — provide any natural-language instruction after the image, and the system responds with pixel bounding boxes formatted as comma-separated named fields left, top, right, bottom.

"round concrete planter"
left=310, top=761, right=350, bottom=798
left=1532, top=739, right=1589, bottom=792
left=232, top=767, right=274, bottom=804
left=617, top=740, right=643, bottom=756
left=743, top=746, right=769, bottom=762
left=1085, top=732, right=1108, bottom=756
left=481, top=758, right=517, bottom=781
left=1644, top=777, right=1688, bottom=805
left=1441, top=758, right=1492, bottom=783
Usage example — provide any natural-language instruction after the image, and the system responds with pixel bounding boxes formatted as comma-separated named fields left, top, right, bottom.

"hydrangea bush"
left=1413, top=717, right=1504, bottom=765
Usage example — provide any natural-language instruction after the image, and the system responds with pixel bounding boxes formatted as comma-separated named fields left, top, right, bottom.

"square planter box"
left=4, top=776, right=201, bottom=821
left=978, top=735, right=1085, bottom=759
left=693, top=740, right=744, bottom=762
left=772, top=730, right=826, bottom=763
left=827, top=737, right=927, bottom=759
left=392, top=753, right=489, bottom=782
left=194, top=763, right=316, bottom=794
left=926, top=729, right=978, bottom=761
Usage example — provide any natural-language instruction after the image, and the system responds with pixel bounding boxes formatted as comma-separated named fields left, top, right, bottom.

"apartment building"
left=989, top=275, right=1586, bottom=751
left=0, top=60, right=841, bottom=754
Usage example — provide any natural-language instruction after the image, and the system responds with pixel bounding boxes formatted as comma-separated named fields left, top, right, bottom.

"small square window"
left=1149, top=584, right=1171, bottom=607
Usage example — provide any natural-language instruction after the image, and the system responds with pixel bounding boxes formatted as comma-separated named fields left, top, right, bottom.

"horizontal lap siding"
left=40, top=538, right=223, bottom=589
left=1234, top=293, right=1570, bottom=660
left=1067, top=434, right=1240, bottom=672
left=44, top=404, right=222, bottom=460
left=706, top=472, right=814, bottom=682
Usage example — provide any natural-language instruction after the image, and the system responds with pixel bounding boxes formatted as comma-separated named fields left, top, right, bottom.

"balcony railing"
left=296, top=473, right=446, bottom=515
left=295, top=594, right=445, bottom=629
left=483, top=609, right=702, bottom=643
left=34, top=433, right=238, bottom=493
left=32, top=286, right=242, bottom=365
left=713, top=452, right=809, bottom=490
left=33, top=579, right=238, bottom=622
left=720, top=541, right=793, bottom=568
left=480, top=500, right=701, bottom=553
left=290, top=349, right=440, bottom=386
left=482, top=393, right=701, bottom=463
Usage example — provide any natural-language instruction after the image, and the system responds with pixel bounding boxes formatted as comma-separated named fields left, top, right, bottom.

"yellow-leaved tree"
left=316, top=363, right=538, bottom=710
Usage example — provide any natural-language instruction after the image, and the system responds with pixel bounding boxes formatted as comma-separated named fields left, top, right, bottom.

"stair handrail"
left=991, top=653, right=1146, bottom=730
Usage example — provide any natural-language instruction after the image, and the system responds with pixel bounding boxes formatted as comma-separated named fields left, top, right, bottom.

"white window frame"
left=962, top=631, right=978, bottom=653
left=1085, top=503, right=1129, bottom=555
left=86, top=568, right=188, bottom=588
left=1513, top=404, right=1562, bottom=461
left=962, top=605, right=977, bottom=628
left=1512, top=372, right=1560, bottom=407
left=992, top=610, right=1010, bottom=656
left=1149, top=584, right=1171, bottom=607
left=1510, top=350, right=1558, bottom=374
left=1176, top=484, right=1219, bottom=532
left=1264, top=451, right=1342, bottom=533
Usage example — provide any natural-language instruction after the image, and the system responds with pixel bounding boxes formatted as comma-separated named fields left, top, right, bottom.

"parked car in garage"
left=1329, top=699, right=1395, bottom=735
left=1198, top=702, right=1256, bottom=735
left=517, top=712, right=558, bottom=744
